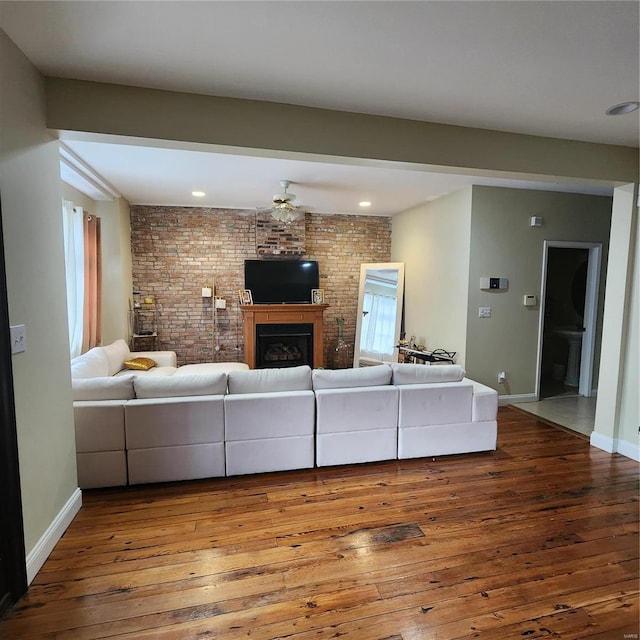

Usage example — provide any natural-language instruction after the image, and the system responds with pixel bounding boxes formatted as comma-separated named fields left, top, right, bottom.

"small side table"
left=398, top=346, right=456, bottom=364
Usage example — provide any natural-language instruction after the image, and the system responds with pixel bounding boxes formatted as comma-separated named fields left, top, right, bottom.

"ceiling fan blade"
left=258, top=179, right=307, bottom=222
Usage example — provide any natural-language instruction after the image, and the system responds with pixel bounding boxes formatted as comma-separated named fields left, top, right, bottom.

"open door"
left=0, top=197, right=28, bottom=618
left=537, top=241, right=602, bottom=399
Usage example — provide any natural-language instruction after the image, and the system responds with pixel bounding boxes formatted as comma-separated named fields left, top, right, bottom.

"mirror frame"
left=353, top=262, right=405, bottom=368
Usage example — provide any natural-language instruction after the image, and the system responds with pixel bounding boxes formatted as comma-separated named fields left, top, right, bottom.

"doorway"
left=0, top=198, right=28, bottom=618
left=537, top=241, right=602, bottom=400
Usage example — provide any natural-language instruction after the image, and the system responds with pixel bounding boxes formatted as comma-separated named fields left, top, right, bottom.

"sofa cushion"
left=312, top=364, right=392, bottom=390
left=224, top=391, right=315, bottom=439
left=115, top=366, right=177, bottom=378
left=73, top=400, right=127, bottom=450
left=227, top=365, right=312, bottom=394
left=315, top=386, right=398, bottom=433
left=72, top=375, right=135, bottom=401
left=123, top=356, right=157, bottom=371
left=392, top=363, right=465, bottom=385
left=397, top=381, right=473, bottom=427
left=134, top=372, right=227, bottom=398
left=102, top=339, right=132, bottom=376
left=130, top=350, right=177, bottom=368
left=125, top=397, right=225, bottom=448
left=176, top=362, right=249, bottom=375
left=70, top=347, right=109, bottom=379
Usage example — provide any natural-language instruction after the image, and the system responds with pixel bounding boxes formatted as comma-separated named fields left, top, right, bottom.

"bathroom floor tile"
left=512, top=395, right=596, bottom=438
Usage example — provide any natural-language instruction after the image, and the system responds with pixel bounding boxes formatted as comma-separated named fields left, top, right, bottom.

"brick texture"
left=255, top=211, right=305, bottom=255
left=130, top=206, right=391, bottom=366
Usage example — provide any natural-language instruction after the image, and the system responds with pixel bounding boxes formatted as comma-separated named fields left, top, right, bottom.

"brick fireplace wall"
left=130, top=205, right=391, bottom=365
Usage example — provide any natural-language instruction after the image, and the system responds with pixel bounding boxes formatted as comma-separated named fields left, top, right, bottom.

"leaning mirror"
left=353, top=262, right=405, bottom=367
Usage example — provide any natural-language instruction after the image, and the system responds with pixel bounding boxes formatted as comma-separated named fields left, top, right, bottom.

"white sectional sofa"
left=392, top=364, right=498, bottom=459
left=70, top=339, right=247, bottom=488
left=124, top=372, right=229, bottom=485
left=312, top=363, right=497, bottom=466
left=224, top=366, right=316, bottom=476
left=70, top=341, right=498, bottom=489
left=313, top=365, right=399, bottom=467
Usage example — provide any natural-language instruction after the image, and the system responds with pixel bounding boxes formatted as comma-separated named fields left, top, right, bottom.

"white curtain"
left=360, top=288, right=397, bottom=360
left=62, top=200, right=85, bottom=358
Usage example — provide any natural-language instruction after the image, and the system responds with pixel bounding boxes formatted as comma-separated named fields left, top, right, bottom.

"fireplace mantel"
left=240, top=304, right=329, bottom=369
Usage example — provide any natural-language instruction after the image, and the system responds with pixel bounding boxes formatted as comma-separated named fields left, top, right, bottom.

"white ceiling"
left=1, top=1, right=637, bottom=213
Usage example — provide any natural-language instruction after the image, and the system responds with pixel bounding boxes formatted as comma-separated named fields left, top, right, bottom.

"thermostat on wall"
left=523, top=294, right=537, bottom=307
left=480, top=277, right=509, bottom=291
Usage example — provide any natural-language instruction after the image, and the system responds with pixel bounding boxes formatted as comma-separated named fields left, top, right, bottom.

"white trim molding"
left=60, top=142, right=120, bottom=201
left=499, top=393, right=537, bottom=406
left=26, top=488, right=82, bottom=584
left=590, top=432, right=640, bottom=462
left=617, top=438, right=640, bottom=462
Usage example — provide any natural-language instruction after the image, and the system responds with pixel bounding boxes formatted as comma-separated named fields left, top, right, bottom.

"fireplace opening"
left=256, top=323, right=313, bottom=369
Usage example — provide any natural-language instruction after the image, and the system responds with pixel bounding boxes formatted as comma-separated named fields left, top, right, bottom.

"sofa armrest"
left=464, top=378, right=498, bottom=422
left=130, top=350, right=177, bottom=367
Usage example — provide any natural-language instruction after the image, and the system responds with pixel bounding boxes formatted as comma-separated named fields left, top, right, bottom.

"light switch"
left=478, top=307, right=492, bottom=318
left=10, top=324, right=26, bottom=354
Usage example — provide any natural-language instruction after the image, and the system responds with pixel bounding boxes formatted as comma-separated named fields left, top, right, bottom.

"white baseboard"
left=26, top=487, right=82, bottom=584
left=498, top=393, right=537, bottom=406
left=590, top=431, right=615, bottom=453
left=590, top=432, right=640, bottom=462
left=615, top=437, right=640, bottom=462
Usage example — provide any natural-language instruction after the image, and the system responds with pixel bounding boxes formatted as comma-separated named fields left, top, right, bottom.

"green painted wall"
left=0, top=29, right=78, bottom=555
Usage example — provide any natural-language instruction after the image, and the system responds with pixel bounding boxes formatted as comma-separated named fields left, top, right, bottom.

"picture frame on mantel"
left=239, top=289, right=253, bottom=305
left=312, top=289, right=324, bottom=304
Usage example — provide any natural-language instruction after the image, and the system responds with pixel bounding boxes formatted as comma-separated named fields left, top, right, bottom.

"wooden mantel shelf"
left=240, top=304, right=329, bottom=369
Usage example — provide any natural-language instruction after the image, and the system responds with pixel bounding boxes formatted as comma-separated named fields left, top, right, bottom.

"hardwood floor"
left=2, top=407, right=638, bottom=639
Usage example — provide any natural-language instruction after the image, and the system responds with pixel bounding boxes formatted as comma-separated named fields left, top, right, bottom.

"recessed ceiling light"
left=359, top=201, right=371, bottom=207
left=605, top=101, right=639, bottom=116
left=192, top=190, right=206, bottom=197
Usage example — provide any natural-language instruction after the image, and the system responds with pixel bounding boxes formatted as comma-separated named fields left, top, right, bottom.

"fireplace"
left=256, top=323, right=313, bottom=369
left=240, top=303, right=328, bottom=369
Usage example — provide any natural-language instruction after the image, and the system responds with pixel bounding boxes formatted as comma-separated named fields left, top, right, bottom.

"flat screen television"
left=244, top=259, right=320, bottom=304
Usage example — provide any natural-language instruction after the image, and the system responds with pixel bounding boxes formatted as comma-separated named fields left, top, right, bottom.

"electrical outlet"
left=498, top=371, right=506, bottom=383
left=479, top=306, right=492, bottom=318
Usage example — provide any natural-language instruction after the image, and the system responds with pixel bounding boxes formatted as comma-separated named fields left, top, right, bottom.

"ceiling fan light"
left=264, top=179, right=306, bottom=223
left=270, top=207, right=303, bottom=224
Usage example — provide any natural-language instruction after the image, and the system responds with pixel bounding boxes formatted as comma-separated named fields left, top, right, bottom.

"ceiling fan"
left=259, top=180, right=306, bottom=223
